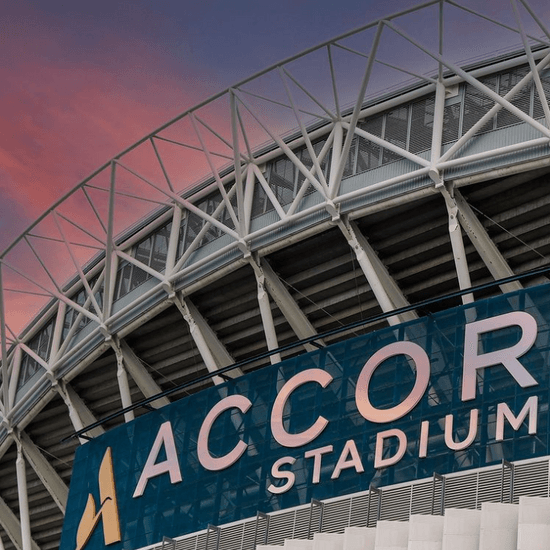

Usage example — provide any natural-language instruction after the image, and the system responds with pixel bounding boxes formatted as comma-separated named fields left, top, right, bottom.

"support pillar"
left=253, top=258, right=323, bottom=353
left=118, top=340, right=170, bottom=408
left=440, top=184, right=475, bottom=305
left=0, top=494, right=39, bottom=550
left=328, top=122, right=344, bottom=198
left=18, top=431, right=68, bottom=514
left=57, top=382, right=105, bottom=442
left=453, top=190, right=522, bottom=295
left=15, top=442, right=32, bottom=550
left=338, top=218, right=417, bottom=325
left=114, top=346, right=134, bottom=423
left=184, top=299, right=240, bottom=374
left=173, top=295, right=242, bottom=384
left=249, top=258, right=283, bottom=364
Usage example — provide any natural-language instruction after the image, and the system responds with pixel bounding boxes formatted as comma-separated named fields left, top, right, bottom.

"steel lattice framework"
left=2, top=1, right=550, bottom=549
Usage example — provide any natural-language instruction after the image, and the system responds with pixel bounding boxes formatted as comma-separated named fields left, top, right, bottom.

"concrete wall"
left=258, top=496, right=550, bottom=550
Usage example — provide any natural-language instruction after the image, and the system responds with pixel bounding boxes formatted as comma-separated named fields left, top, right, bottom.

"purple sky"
left=1, top=0, right=550, bottom=332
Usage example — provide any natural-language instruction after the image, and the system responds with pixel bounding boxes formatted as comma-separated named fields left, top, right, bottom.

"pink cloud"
left=0, top=22, right=216, bottom=334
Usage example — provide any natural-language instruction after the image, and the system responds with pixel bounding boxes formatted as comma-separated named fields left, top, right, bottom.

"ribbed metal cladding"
left=265, top=511, right=294, bottom=546
left=477, top=469, right=503, bottom=506
left=218, top=524, right=244, bottom=550
left=145, top=458, right=550, bottom=550
left=321, top=499, right=351, bottom=534
left=444, top=473, right=478, bottom=509
left=348, top=493, right=369, bottom=528
left=409, top=95, right=436, bottom=155
left=410, top=481, right=436, bottom=516
left=242, top=521, right=257, bottom=550
left=513, top=461, right=549, bottom=503
left=379, top=486, right=411, bottom=522
left=293, top=508, right=313, bottom=540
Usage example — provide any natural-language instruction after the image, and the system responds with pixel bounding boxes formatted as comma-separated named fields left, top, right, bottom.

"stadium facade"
left=2, top=2, right=550, bottom=550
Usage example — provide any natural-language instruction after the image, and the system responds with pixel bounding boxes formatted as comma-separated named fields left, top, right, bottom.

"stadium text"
left=132, top=311, right=539, bottom=498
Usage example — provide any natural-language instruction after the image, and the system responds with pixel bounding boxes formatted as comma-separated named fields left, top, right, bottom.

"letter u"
left=444, top=409, right=478, bottom=451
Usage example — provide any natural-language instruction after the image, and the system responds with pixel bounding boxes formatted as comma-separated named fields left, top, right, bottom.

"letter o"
left=355, top=341, right=430, bottom=423
left=198, top=394, right=252, bottom=471
left=271, top=369, right=333, bottom=448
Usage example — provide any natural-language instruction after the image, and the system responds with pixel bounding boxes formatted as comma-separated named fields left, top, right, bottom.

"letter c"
left=271, top=369, right=333, bottom=448
left=198, top=394, right=252, bottom=471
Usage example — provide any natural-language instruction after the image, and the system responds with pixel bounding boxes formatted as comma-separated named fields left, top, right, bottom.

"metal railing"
left=154, top=456, right=550, bottom=550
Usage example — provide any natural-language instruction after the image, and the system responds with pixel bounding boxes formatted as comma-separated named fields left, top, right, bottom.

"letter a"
left=133, top=421, right=182, bottom=497
left=75, top=447, right=121, bottom=550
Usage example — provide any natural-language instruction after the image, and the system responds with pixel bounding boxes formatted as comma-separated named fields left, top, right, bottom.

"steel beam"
left=338, top=218, right=417, bottom=325
left=48, top=302, right=66, bottom=370
left=0, top=266, right=11, bottom=415
left=440, top=185, right=474, bottom=305
left=15, top=442, right=32, bottom=550
left=114, top=346, right=135, bottom=423
left=18, top=431, right=68, bottom=514
left=254, top=257, right=323, bottom=352
left=166, top=205, right=183, bottom=276
left=229, top=90, right=245, bottom=237
left=173, top=296, right=223, bottom=385
left=118, top=340, right=171, bottom=408
left=8, top=347, right=21, bottom=412
left=57, top=383, right=105, bottom=441
left=172, top=295, right=243, bottom=384
left=249, top=258, right=282, bottom=364
left=0, top=493, right=39, bottom=550
left=439, top=52, right=550, bottom=165
left=329, top=22, right=384, bottom=199
left=328, top=122, right=343, bottom=198
left=453, top=190, right=522, bottom=294
left=184, top=299, right=242, bottom=376
left=428, top=80, right=446, bottom=186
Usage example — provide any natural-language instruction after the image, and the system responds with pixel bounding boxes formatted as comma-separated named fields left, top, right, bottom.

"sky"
left=0, top=0, right=417, bottom=247
left=1, top=0, right=550, bottom=334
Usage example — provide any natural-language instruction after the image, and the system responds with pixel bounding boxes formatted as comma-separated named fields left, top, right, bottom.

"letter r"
left=462, top=311, right=538, bottom=401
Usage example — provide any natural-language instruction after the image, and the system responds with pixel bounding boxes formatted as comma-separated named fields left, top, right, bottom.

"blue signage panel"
left=60, top=285, right=550, bottom=550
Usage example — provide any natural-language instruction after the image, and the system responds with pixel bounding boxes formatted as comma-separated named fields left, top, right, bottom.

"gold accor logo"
left=75, top=447, right=122, bottom=550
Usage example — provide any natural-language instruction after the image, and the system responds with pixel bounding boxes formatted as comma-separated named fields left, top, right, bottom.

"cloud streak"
left=3, top=0, right=550, bottom=335
left=0, top=5, right=214, bottom=332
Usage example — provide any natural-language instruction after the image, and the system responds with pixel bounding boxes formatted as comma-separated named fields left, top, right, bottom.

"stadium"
left=3, top=1, right=550, bottom=549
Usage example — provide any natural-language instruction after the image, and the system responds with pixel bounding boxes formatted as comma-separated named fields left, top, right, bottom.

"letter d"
left=374, top=429, right=407, bottom=469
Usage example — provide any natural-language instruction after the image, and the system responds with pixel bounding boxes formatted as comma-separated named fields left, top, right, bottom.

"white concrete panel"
left=313, top=533, right=344, bottom=550
left=257, top=546, right=284, bottom=550
left=517, top=524, right=550, bottom=550
left=442, top=508, right=481, bottom=550
left=518, top=496, right=550, bottom=525
left=408, top=514, right=444, bottom=550
left=408, top=542, right=442, bottom=550
left=344, top=526, right=376, bottom=550
left=479, top=502, right=518, bottom=550
left=374, top=520, right=409, bottom=550
left=284, top=540, right=314, bottom=550
left=517, top=496, right=550, bottom=550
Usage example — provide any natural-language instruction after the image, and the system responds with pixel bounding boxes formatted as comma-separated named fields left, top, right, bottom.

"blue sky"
left=1, top=0, right=550, bottom=331
left=2, top=0, right=549, bottom=248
